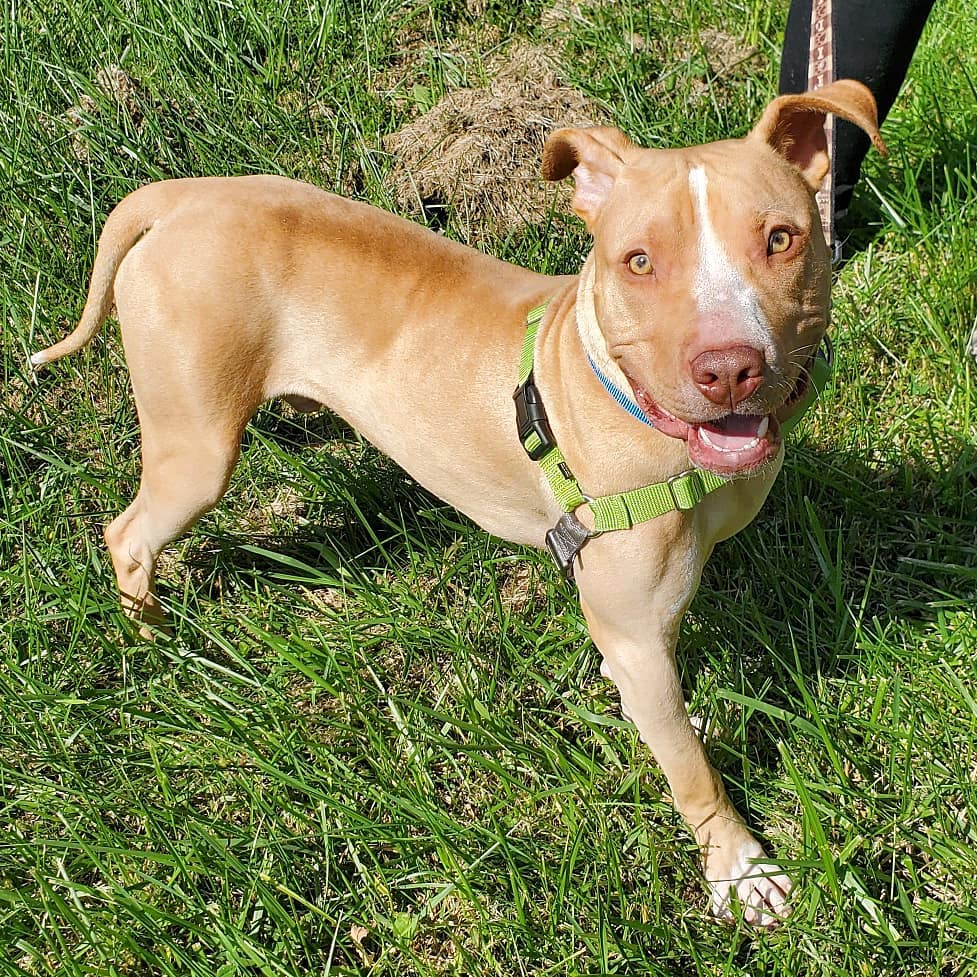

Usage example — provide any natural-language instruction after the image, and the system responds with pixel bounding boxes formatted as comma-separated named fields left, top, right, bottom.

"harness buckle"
left=513, top=371, right=555, bottom=461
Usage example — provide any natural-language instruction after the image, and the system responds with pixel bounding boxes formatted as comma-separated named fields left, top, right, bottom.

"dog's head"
left=542, top=80, right=884, bottom=476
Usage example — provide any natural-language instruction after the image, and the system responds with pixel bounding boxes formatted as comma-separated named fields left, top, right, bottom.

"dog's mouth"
left=625, top=354, right=816, bottom=477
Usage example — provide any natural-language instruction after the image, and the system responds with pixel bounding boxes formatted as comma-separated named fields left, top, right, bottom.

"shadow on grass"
left=681, top=429, right=976, bottom=766
left=176, top=403, right=464, bottom=602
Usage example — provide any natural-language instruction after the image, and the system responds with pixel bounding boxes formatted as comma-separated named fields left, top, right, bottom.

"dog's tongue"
left=687, top=413, right=780, bottom=474
left=627, top=377, right=782, bottom=475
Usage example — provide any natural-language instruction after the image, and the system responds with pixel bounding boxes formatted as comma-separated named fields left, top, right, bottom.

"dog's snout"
left=690, top=345, right=765, bottom=407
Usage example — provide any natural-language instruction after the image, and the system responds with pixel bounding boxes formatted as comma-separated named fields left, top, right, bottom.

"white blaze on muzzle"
left=688, top=166, right=773, bottom=354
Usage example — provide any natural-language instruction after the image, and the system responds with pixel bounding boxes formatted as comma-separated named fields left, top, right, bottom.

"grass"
left=2, top=0, right=976, bottom=973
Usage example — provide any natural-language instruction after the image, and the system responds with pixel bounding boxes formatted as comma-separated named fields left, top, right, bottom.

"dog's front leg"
left=575, top=525, right=791, bottom=926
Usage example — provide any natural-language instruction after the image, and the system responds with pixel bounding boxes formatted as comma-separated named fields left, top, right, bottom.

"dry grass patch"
left=384, top=41, right=607, bottom=241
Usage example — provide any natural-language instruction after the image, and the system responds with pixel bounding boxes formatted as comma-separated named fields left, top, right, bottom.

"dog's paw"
left=707, top=841, right=792, bottom=928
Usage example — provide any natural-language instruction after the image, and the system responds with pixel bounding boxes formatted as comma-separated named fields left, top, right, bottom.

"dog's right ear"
left=542, top=126, right=633, bottom=229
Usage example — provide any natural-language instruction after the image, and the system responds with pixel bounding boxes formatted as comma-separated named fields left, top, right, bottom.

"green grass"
left=2, top=0, right=976, bottom=974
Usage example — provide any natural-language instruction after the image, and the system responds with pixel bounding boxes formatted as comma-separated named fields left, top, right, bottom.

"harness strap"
left=514, top=302, right=727, bottom=538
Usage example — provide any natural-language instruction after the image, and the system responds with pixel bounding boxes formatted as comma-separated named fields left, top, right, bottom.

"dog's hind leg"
left=105, top=353, right=251, bottom=637
left=104, top=423, right=243, bottom=637
left=103, top=250, right=269, bottom=636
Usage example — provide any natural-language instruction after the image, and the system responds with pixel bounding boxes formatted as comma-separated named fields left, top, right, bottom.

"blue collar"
left=586, top=355, right=656, bottom=428
left=587, top=338, right=833, bottom=435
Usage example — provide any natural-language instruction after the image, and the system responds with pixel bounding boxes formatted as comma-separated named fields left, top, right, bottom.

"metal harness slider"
left=545, top=512, right=593, bottom=579
left=666, top=470, right=700, bottom=511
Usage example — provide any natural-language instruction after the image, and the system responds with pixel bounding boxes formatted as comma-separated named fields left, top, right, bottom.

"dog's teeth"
left=757, top=416, right=769, bottom=438
left=699, top=427, right=765, bottom=455
left=699, top=427, right=761, bottom=454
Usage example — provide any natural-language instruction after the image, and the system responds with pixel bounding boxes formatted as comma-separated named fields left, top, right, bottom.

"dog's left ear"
left=751, top=79, right=887, bottom=189
left=542, top=126, right=634, bottom=229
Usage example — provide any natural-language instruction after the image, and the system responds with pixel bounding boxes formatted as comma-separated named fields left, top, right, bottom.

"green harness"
left=513, top=301, right=832, bottom=577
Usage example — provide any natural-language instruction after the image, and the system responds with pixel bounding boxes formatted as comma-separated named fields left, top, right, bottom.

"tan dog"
left=33, top=81, right=883, bottom=926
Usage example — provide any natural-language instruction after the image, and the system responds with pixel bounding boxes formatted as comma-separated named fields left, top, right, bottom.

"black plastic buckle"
left=513, top=371, right=555, bottom=461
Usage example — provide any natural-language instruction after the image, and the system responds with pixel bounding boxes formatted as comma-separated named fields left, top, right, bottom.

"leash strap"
left=513, top=302, right=727, bottom=573
left=809, top=0, right=838, bottom=259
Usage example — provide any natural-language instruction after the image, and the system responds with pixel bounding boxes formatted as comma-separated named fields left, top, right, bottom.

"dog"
left=32, top=80, right=884, bottom=926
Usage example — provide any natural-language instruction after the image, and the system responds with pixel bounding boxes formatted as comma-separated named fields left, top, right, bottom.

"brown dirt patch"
left=698, top=28, right=762, bottom=77
left=383, top=41, right=607, bottom=241
left=540, top=0, right=610, bottom=30
left=55, top=64, right=145, bottom=163
left=48, top=64, right=144, bottom=163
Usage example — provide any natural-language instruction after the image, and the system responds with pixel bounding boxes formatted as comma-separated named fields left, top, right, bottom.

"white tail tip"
left=29, top=351, right=49, bottom=368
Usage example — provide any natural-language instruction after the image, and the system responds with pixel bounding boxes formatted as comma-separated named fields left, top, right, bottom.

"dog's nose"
left=690, top=345, right=765, bottom=407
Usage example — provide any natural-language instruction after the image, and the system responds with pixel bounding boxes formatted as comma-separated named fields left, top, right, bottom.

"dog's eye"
left=627, top=252, right=653, bottom=276
left=767, top=229, right=792, bottom=255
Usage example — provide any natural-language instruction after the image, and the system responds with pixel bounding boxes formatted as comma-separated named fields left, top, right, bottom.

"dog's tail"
left=30, top=190, right=156, bottom=369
